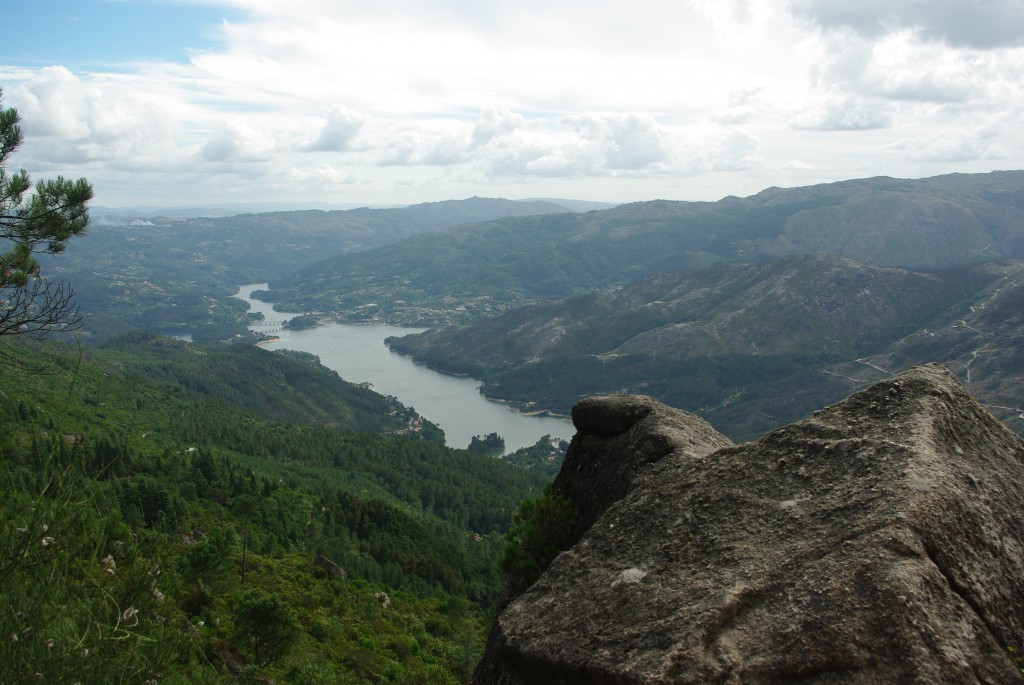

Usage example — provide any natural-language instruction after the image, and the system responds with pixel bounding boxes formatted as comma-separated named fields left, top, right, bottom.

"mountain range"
left=35, top=171, right=1024, bottom=441
left=387, top=254, right=1024, bottom=440
left=267, top=171, right=1024, bottom=325
left=44, top=196, right=574, bottom=342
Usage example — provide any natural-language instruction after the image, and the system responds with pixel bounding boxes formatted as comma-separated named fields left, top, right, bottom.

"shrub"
left=498, top=484, right=576, bottom=593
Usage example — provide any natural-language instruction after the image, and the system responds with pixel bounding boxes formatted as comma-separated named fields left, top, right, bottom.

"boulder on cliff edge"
left=473, top=393, right=732, bottom=685
left=492, top=364, right=1024, bottom=684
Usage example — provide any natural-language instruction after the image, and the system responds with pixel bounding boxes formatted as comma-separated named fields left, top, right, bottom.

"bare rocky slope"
left=477, top=365, right=1024, bottom=684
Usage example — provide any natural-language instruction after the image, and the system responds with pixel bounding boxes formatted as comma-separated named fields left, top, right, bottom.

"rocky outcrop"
left=555, top=394, right=735, bottom=548
left=482, top=364, right=1024, bottom=684
left=313, top=554, right=346, bottom=580
left=472, top=395, right=732, bottom=685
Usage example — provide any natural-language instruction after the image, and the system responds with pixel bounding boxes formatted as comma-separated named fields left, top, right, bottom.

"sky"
left=2, top=0, right=1023, bottom=207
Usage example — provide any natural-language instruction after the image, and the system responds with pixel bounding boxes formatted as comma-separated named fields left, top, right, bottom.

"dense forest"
left=0, top=336, right=549, bottom=683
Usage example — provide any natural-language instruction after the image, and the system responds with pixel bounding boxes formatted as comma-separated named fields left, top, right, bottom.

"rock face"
left=555, top=394, right=735, bottom=547
left=313, top=554, right=346, bottom=580
left=472, top=395, right=732, bottom=685
left=482, top=364, right=1024, bottom=684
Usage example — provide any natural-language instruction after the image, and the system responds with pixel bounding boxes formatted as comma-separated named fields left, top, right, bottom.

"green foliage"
left=180, top=531, right=235, bottom=592
left=232, top=588, right=302, bottom=665
left=98, top=335, right=413, bottom=432
left=0, top=333, right=546, bottom=682
left=0, top=90, right=93, bottom=345
left=285, top=313, right=319, bottom=329
left=468, top=432, right=504, bottom=454
left=499, top=485, right=576, bottom=593
left=502, top=435, right=568, bottom=477
left=1007, top=646, right=1024, bottom=676
left=0, top=447, right=204, bottom=684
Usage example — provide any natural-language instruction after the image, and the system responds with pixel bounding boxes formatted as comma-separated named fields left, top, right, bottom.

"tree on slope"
left=0, top=90, right=92, bottom=344
left=233, top=588, right=302, bottom=665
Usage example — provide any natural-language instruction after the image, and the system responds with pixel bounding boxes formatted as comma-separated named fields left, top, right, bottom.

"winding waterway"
left=235, top=284, right=573, bottom=453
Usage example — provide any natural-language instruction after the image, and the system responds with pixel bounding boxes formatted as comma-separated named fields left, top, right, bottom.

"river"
left=234, top=284, right=573, bottom=453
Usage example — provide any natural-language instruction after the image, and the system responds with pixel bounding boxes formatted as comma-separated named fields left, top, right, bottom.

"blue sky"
left=2, top=0, right=1023, bottom=207
left=7, top=1, right=238, bottom=67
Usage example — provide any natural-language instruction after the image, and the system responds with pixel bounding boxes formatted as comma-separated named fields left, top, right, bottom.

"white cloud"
left=1, top=0, right=1022, bottom=205
left=887, top=133, right=995, bottom=163
left=522, top=155, right=573, bottom=174
left=473, top=119, right=585, bottom=178
left=201, top=118, right=276, bottom=162
left=861, top=32, right=977, bottom=103
left=788, top=20, right=1020, bottom=145
left=377, top=125, right=473, bottom=167
left=708, top=130, right=762, bottom=171
left=13, top=66, right=93, bottom=140
left=283, top=163, right=356, bottom=190
left=688, top=0, right=777, bottom=41
left=9, top=66, right=194, bottom=173
left=782, top=159, right=815, bottom=170
left=472, top=108, right=527, bottom=148
left=790, top=0, right=1024, bottom=49
left=307, top=106, right=365, bottom=152
left=564, top=113, right=671, bottom=170
left=464, top=111, right=679, bottom=179
left=792, top=95, right=895, bottom=131
left=713, top=88, right=768, bottom=124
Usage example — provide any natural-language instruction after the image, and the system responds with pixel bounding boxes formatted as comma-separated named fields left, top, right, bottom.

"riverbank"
left=255, top=336, right=281, bottom=347
left=234, top=283, right=573, bottom=452
left=479, top=392, right=570, bottom=420
left=386, top=342, right=571, bottom=420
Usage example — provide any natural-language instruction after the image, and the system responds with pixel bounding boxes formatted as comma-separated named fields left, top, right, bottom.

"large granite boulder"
left=555, top=393, right=735, bottom=548
left=473, top=393, right=732, bottom=685
left=488, top=364, right=1024, bottom=684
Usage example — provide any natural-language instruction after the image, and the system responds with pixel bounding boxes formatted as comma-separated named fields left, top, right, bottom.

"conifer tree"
left=233, top=588, right=301, bottom=665
left=0, top=90, right=92, bottom=343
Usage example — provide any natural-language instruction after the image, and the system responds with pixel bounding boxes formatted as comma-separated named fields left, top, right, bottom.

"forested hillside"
left=0, top=336, right=547, bottom=683
left=388, top=255, right=1024, bottom=441
left=269, top=171, right=1024, bottom=325
left=42, top=197, right=572, bottom=343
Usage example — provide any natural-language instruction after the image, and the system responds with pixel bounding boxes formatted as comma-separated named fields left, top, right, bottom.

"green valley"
left=43, top=197, right=573, bottom=344
left=6, top=167, right=1024, bottom=683
left=0, top=336, right=547, bottom=683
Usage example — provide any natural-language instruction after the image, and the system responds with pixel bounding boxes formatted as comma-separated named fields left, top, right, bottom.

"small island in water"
left=285, top=313, right=319, bottom=330
left=468, top=432, right=505, bottom=454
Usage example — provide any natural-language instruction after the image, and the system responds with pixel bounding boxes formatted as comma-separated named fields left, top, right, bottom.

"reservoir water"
left=235, top=284, right=573, bottom=453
